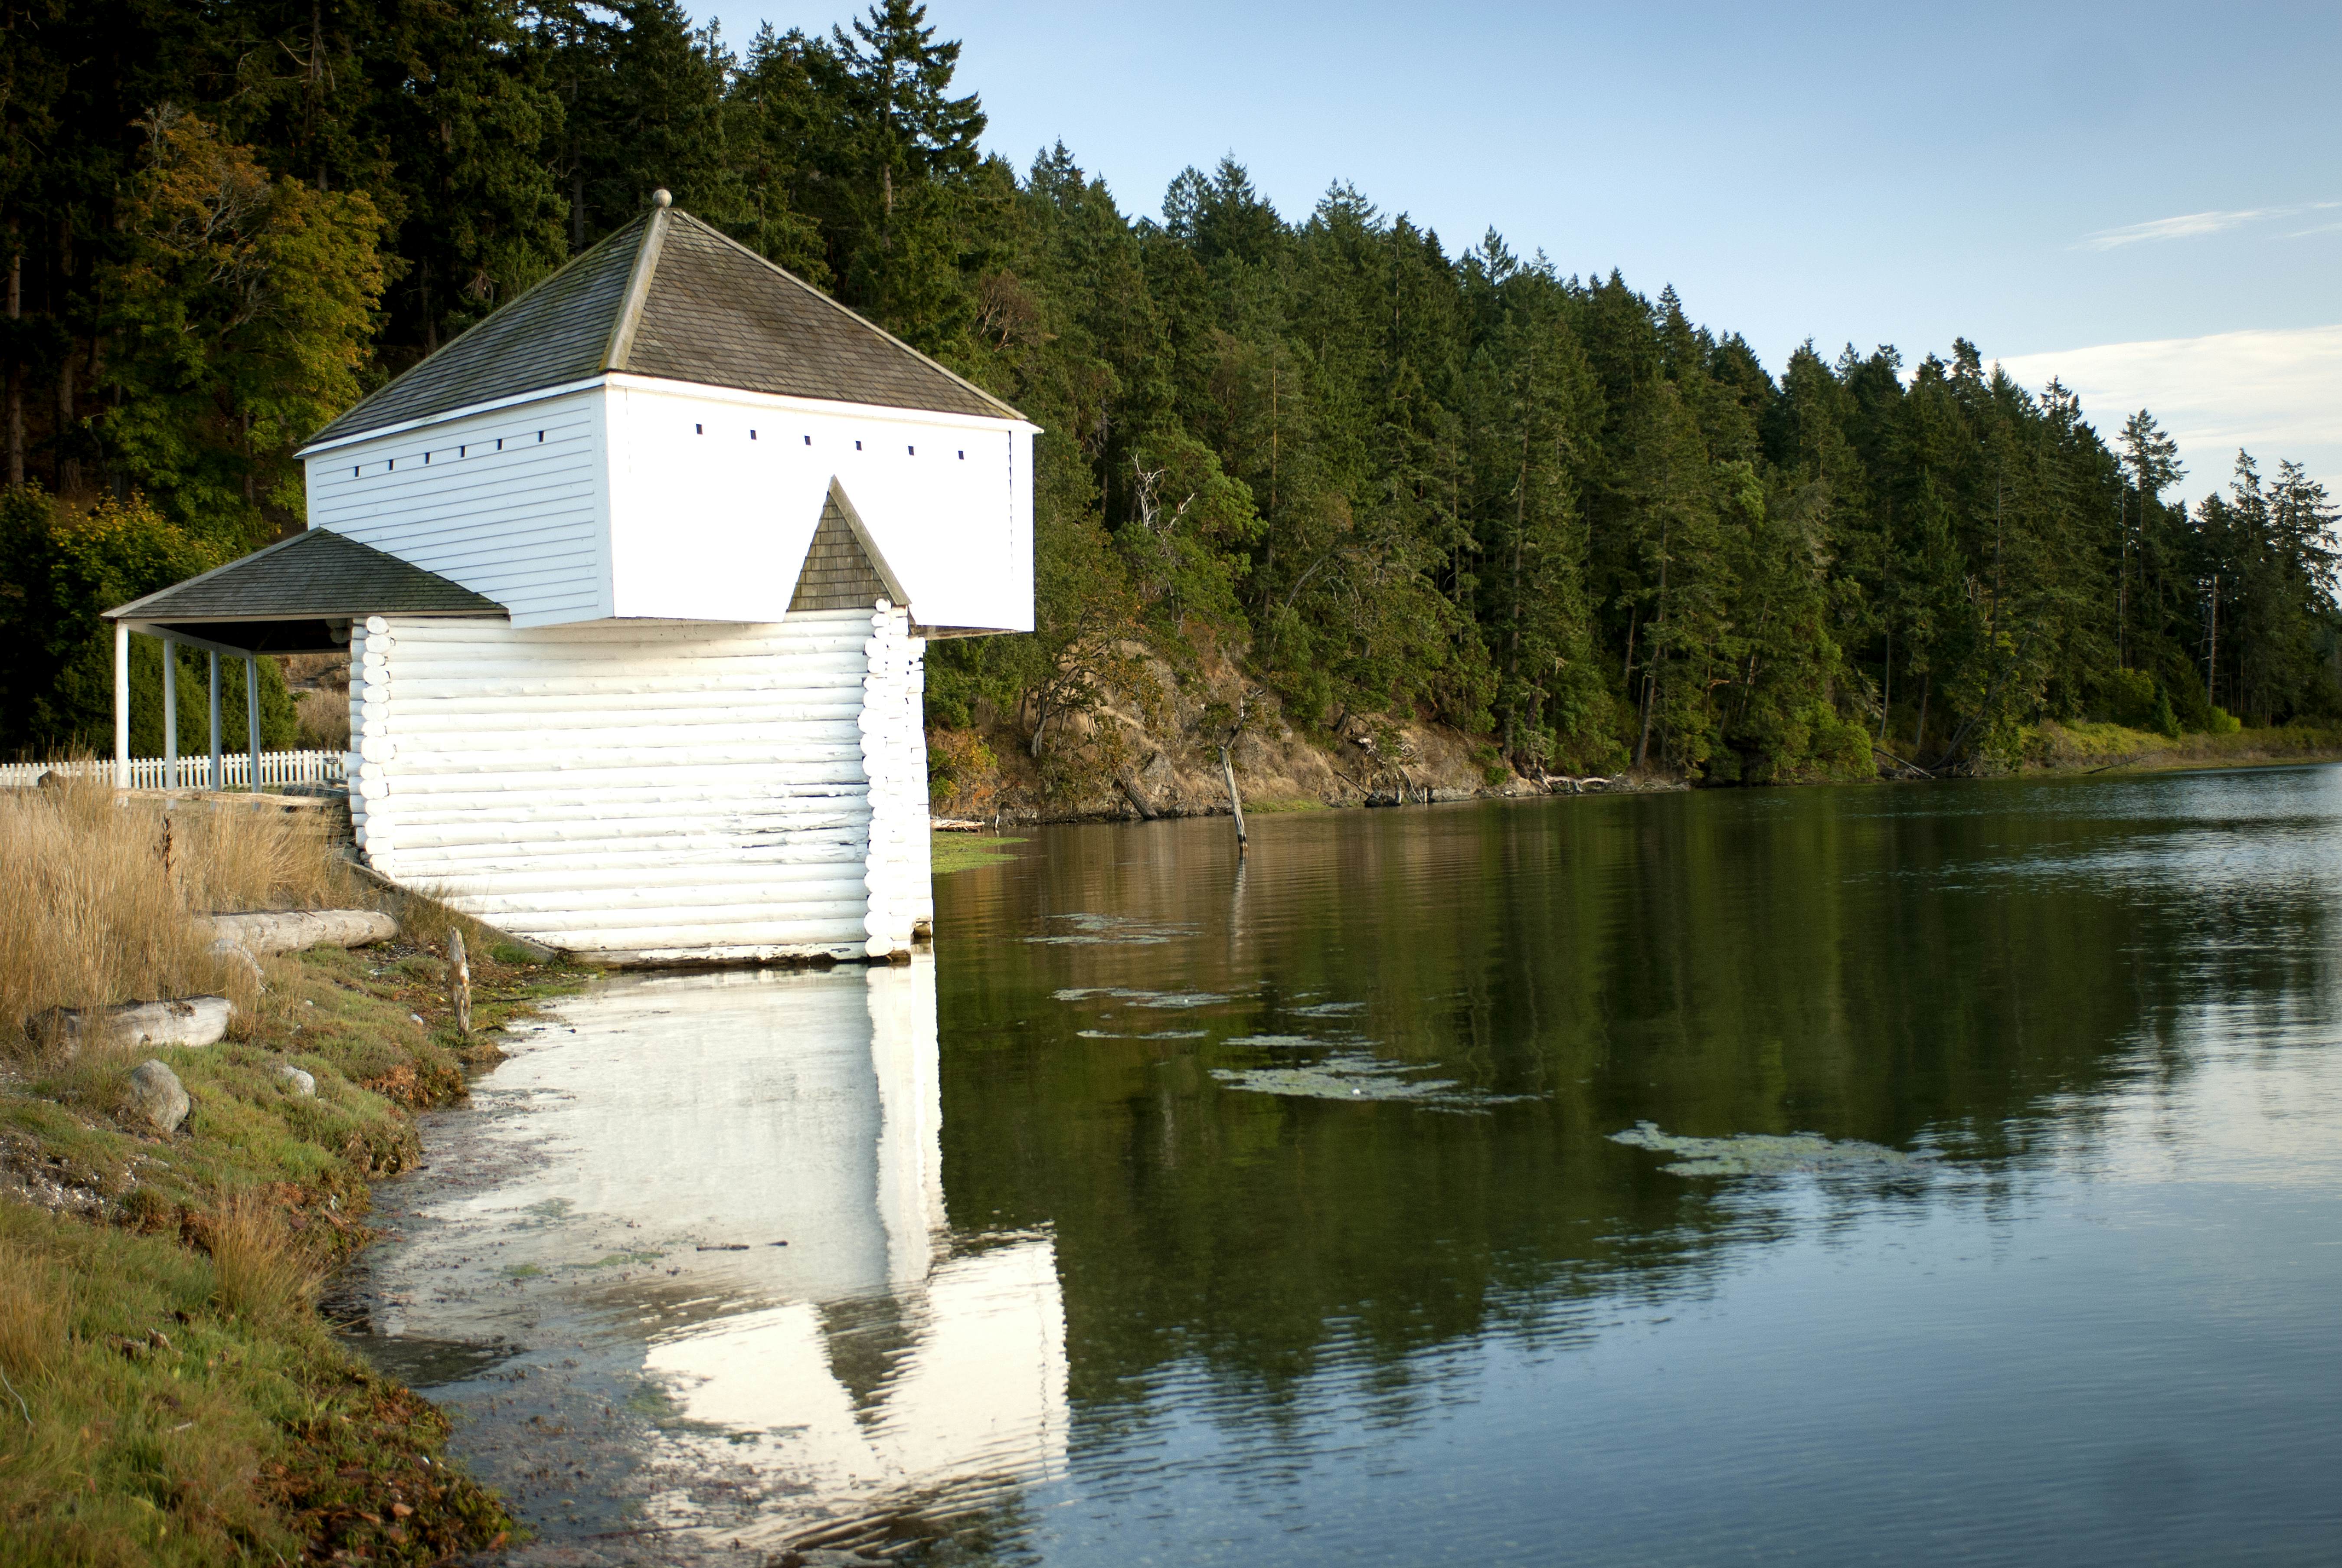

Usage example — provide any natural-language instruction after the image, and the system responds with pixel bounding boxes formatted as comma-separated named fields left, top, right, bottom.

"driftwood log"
left=1116, top=771, right=1161, bottom=822
left=201, top=909, right=398, bottom=956
left=48, top=996, right=232, bottom=1051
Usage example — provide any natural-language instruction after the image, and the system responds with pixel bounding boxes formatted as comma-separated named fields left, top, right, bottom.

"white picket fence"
left=0, top=750, right=348, bottom=792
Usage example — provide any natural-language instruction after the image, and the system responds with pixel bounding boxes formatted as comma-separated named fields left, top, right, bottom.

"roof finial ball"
left=651, top=187, right=672, bottom=210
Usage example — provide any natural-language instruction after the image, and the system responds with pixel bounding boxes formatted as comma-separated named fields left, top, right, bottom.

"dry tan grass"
left=172, top=796, right=355, bottom=914
left=284, top=652, right=353, bottom=751
left=0, top=1237, right=70, bottom=1383
left=203, top=1189, right=321, bottom=1323
left=0, top=776, right=213, bottom=1042
left=293, top=686, right=351, bottom=750
left=0, top=775, right=362, bottom=1050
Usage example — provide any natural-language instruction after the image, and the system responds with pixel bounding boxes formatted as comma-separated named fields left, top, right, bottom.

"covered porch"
left=102, top=528, right=507, bottom=791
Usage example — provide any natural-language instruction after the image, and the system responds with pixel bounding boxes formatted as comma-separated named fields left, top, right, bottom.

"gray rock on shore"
left=274, top=1062, right=317, bottom=1096
left=127, top=1060, right=190, bottom=1134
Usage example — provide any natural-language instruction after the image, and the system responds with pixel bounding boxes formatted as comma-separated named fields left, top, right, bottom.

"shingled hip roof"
left=302, top=201, right=1023, bottom=449
left=106, top=528, right=506, bottom=653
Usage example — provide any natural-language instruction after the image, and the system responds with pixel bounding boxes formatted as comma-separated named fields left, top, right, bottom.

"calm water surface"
left=344, top=769, right=2342, bottom=1565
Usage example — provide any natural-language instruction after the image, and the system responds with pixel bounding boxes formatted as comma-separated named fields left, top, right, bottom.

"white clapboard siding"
left=304, top=393, right=608, bottom=625
left=350, top=609, right=927, bottom=964
left=604, top=380, right=1032, bottom=632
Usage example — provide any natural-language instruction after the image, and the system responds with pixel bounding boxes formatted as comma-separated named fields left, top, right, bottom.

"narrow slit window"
left=908, top=445, right=916, bottom=455
left=496, top=438, right=503, bottom=450
left=751, top=429, right=758, bottom=440
left=537, top=431, right=544, bottom=442
left=388, top=458, right=394, bottom=470
left=423, top=452, right=430, bottom=463
left=854, top=439, right=862, bottom=451
left=803, top=435, right=811, bottom=445
left=459, top=445, right=466, bottom=456
left=957, top=450, right=965, bottom=459
left=352, top=466, right=360, bottom=478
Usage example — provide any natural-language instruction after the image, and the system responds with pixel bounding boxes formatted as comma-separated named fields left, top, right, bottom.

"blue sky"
left=694, top=0, right=2342, bottom=493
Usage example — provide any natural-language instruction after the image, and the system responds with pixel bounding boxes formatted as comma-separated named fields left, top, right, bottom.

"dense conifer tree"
left=1, top=0, right=2334, bottom=772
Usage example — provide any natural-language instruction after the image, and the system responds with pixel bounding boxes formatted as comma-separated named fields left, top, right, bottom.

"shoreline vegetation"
left=930, top=714, right=2342, bottom=830
left=0, top=777, right=592, bottom=1563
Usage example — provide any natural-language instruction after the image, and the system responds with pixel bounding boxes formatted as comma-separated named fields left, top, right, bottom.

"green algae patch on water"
left=1610, top=1121, right=1936, bottom=1177
left=1213, top=1050, right=1456, bottom=1103
left=930, top=832, right=1028, bottom=876
left=1077, top=1028, right=1210, bottom=1040
left=1027, top=913, right=1199, bottom=946
left=1054, top=986, right=1231, bottom=1008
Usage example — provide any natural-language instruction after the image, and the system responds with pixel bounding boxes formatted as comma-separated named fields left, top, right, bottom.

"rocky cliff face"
left=925, top=640, right=1588, bottom=825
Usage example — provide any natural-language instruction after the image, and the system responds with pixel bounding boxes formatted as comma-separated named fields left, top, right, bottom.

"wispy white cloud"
left=1998, top=325, right=2342, bottom=498
left=2078, top=200, right=2337, bottom=250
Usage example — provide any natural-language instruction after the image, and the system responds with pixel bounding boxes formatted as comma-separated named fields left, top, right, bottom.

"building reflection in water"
left=354, top=953, right=1064, bottom=1554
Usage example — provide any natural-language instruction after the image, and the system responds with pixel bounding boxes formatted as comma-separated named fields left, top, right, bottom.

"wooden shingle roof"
left=306, top=200, right=1020, bottom=449
left=108, top=528, right=506, bottom=623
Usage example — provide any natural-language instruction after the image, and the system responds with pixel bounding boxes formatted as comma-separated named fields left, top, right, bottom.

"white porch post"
left=208, top=652, right=222, bottom=791
left=161, top=636, right=179, bottom=789
left=244, top=656, right=263, bottom=792
left=112, top=621, right=129, bottom=789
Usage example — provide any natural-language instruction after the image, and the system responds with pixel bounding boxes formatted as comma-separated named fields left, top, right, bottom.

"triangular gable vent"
left=789, top=491, right=906, bottom=615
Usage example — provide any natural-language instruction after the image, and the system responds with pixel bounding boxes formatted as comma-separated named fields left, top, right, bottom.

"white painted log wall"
left=347, top=610, right=930, bottom=963
left=303, top=391, right=609, bottom=625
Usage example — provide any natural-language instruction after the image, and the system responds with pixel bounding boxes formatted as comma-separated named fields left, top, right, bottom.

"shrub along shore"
left=0, top=776, right=593, bottom=1564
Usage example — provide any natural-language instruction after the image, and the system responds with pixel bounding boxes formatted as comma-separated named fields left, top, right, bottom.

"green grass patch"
left=931, top=832, right=1028, bottom=875
left=0, top=1184, right=518, bottom=1565
left=2024, top=719, right=2342, bottom=774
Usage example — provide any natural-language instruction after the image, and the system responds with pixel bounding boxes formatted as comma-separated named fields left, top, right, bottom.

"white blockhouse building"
left=107, top=191, right=1035, bottom=964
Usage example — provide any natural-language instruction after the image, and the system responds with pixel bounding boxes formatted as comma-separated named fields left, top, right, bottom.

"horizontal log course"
left=369, top=823, right=869, bottom=856
left=360, top=699, right=865, bottom=729
left=363, top=812, right=866, bottom=843
left=484, top=900, right=871, bottom=937
left=373, top=671, right=868, bottom=703
left=203, top=909, right=400, bottom=955
left=391, top=890, right=862, bottom=923
left=382, top=740, right=867, bottom=773
left=368, top=790, right=869, bottom=822
left=395, top=860, right=869, bottom=897
left=379, top=843, right=863, bottom=878
left=372, top=763, right=873, bottom=798
left=382, top=632, right=872, bottom=664
left=380, top=650, right=873, bottom=682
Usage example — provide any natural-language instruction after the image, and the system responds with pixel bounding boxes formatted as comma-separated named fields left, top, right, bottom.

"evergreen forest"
left=3, top=0, right=2335, bottom=783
